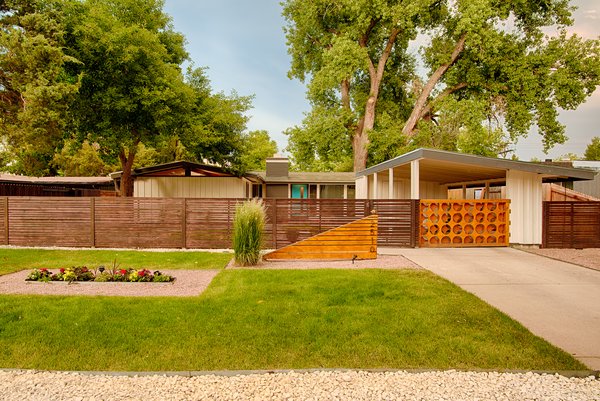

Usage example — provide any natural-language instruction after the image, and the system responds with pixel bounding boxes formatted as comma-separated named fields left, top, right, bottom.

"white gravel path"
left=0, top=369, right=598, bottom=401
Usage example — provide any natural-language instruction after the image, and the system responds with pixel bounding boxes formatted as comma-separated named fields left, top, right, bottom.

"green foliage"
left=0, top=1, right=255, bottom=185
left=233, top=199, right=266, bottom=266
left=0, top=0, right=81, bottom=175
left=285, top=106, right=354, bottom=171
left=239, top=130, right=278, bottom=171
left=52, top=140, right=116, bottom=176
left=584, top=137, right=600, bottom=161
left=283, top=0, right=600, bottom=169
left=0, top=270, right=585, bottom=371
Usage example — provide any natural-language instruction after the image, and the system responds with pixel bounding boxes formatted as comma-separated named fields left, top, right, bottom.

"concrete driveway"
left=382, top=247, right=600, bottom=370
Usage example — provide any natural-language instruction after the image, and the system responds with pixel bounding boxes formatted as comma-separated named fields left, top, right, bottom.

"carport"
left=356, top=148, right=595, bottom=246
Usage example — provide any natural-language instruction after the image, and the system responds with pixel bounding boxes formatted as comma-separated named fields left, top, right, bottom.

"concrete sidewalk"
left=381, top=247, right=600, bottom=370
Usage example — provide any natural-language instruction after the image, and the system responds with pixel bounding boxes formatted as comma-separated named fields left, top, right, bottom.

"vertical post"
left=3, top=197, right=8, bottom=245
left=182, top=198, right=187, bottom=249
left=570, top=202, right=574, bottom=249
left=541, top=201, right=547, bottom=248
left=388, top=168, right=394, bottom=199
left=373, top=173, right=379, bottom=200
left=410, top=159, right=420, bottom=200
left=412, top=199, right=419, bottom=248
left=273, top=199, right=278, bottom=249
left=90, top=197, right=96, bottom=248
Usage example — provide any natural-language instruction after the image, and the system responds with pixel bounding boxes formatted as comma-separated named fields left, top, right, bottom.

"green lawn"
left=0, top=248, right=232, bottom=275
left=0, top=269, right=585, bottom=371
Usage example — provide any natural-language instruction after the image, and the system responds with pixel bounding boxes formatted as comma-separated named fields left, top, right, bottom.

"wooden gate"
left=420, top=200, right=510, bottom=247
left=542, top=201, right=600, bottom=248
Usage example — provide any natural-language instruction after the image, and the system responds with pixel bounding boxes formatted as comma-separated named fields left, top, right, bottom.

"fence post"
left=541, top=202, right=547, bottom=248
left=412, top=199, right=420, bottom=248
left=90, top=197, right=96, bottom=248
left=182, top=198, right=187, bottom=249
left=273, top=199, right=278, bottom=249
left=3, top=197, right=8, bottom=245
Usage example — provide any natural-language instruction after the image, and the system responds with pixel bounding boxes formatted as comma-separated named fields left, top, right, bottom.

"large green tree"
left=0, top=0, right=80, bottom=175
left=65, top=0, right=194, bottom=196
left=283, top=0, right=600, bottom=172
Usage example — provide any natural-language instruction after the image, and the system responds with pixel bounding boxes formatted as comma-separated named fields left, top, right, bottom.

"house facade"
left=356, top=148, right=596, bottom=246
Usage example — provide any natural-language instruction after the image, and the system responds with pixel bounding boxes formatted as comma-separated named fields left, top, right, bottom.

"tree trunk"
left=352, top=27, right=401, bottom=172
left=117, top=139, right=140, bottom=197
left=402, top=33, right=467, bottom=138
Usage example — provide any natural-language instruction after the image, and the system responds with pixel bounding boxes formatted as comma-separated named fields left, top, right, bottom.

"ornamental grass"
left=233, top=199, right=266, bottom=266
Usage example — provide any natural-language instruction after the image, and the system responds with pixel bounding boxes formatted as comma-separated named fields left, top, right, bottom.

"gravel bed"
left=228, top=254, right=423, bottom=270
left=0, top=270, right=219, bottom=297
left=521, top=247, right=600, bottom=271
left=0, top=369, right=598, bottom=400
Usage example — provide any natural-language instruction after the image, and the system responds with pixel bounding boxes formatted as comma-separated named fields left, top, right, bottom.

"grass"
left=0, top=248, right=232, bottom=275
left=0, top=269, right=585, bottom=371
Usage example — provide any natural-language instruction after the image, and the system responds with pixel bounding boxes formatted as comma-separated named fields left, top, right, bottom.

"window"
left=320, top=185, right=344, bottom=199
left=346, top=185, right=356, bottom=199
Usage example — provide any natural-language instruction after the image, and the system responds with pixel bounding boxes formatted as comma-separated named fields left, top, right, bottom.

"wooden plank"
left=264, top=215, right=377, bottom=260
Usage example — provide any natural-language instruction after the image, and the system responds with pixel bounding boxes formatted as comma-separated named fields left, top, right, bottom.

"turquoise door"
left=291, top=184, right=308, bottom=199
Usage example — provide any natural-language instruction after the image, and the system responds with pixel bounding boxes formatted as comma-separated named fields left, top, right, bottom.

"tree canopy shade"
left=282, top=0, right=600, bottom=172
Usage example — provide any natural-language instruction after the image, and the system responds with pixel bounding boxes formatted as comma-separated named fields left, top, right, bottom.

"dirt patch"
left=227, top=254, right=423, bottom=270
left=522, top=248, right=600, bottom=272
left=0, top=269, right=220, bottom=297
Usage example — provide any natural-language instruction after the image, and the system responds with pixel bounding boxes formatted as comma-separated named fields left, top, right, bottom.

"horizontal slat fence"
left=0, top=197, right=419, bottom=249
left=542, top=201, right=600, bottom=248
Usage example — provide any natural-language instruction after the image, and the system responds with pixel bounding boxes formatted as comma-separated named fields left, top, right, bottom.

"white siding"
left=391, top=178, right=446, bottom=199
left=133, top=177, right=247, bottom=198
left=505, top=170, right=542, bottom=245
left=355, top=176, right=368, bottom=199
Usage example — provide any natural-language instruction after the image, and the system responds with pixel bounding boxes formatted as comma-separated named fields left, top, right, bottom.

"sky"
left=163, top=0, right=600, bottom=162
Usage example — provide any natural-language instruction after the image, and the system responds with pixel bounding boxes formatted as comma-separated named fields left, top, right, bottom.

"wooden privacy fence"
left=542, top=201, right=600, bottom=248
left=420, top=199, right=510, bottom=247
left=0, top=197, right=419, bottom=249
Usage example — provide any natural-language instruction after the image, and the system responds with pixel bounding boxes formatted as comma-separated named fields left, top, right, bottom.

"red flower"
left=40, top=268, right=48, bottom=272
left=82, top=267, right=88, bottom=272
left=119, top=269, right=127, bottom=275
left=138, top=270, right=145, bottom=276
left=59, top=268, right=65, bottom=273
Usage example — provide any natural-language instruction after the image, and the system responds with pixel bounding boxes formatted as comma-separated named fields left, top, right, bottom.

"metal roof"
left=357, top=148, right=596, bottom=183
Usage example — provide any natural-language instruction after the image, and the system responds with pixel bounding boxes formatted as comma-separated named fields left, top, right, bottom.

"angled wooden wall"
left=264, top=215, right=378, bottom=260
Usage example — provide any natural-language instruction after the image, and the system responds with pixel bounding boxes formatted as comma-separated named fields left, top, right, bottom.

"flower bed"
left=26, top=266, right=175, bottom=283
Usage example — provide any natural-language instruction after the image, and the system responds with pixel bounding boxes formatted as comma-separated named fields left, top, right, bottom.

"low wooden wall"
left=0, top=197, right=419, bottom=249
left=542, top=201, right=600, bottom=248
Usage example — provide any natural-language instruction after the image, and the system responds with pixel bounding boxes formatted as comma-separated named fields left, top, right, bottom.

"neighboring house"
left=0, top=174, right=115, bottom=196
left=110, top=161, right=261, bottom=198
left=356, top=148, right=596, bottom=245
left=252, top=157, right=356, bottom=199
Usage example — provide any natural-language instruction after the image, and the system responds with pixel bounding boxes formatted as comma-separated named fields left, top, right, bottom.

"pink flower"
left=82, top=267, right=88, bottom=272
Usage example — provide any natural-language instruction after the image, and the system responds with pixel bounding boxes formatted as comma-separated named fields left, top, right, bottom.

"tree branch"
left=418, top=82, right=468, bottom=121
left=403, top=33, right=468, bottom=137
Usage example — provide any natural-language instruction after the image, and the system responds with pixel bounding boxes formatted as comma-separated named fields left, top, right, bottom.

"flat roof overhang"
left=357, top=148, right=596, bottom=185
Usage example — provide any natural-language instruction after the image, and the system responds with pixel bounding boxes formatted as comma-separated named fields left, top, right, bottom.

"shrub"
left=233, top=198, right=266, bottom=266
